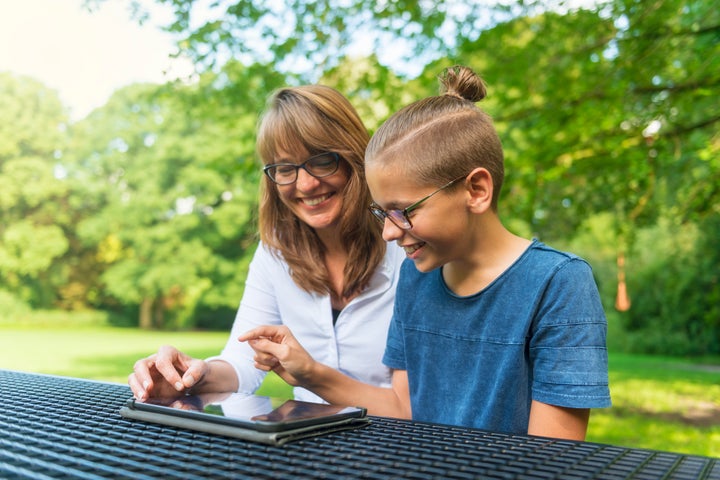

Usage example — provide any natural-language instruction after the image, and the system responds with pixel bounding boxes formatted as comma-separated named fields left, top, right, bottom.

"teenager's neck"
left=443, top=217, right=531, bottom=296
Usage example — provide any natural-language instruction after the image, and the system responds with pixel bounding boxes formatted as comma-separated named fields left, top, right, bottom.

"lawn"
left=1, top=319, right=717, bottom=458
left=588, top=353, right=719, bottom=457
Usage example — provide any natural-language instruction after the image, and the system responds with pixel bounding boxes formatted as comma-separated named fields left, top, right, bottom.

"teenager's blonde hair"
left=366, top=65, right=504, bottom=209
left=256, top=85, right=384, bottom=297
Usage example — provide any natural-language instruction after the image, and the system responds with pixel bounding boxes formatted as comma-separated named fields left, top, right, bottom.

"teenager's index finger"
left=247, top=337, right=285, bottom=359
left=238, top=325, right=280, bottom=342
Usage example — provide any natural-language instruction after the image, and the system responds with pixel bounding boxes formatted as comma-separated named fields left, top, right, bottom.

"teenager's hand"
left=129, top=345, right=208, bottom=401
left=239, top=325, right=316, bottom=387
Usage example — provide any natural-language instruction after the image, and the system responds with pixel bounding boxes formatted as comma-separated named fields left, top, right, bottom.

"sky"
left=0, top=0, right=190, bottom=121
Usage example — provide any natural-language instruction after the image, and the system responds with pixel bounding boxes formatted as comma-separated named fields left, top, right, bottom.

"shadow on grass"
left=609, top=403, right=720, bottom=428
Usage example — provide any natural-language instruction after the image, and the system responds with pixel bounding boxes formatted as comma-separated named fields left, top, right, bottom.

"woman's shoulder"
left=251, top=241, right=290, bottom=271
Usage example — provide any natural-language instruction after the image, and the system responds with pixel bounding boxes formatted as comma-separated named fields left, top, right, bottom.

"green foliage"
left=0, top=73, right=67, bottom=157
left=449, top=0, right=720, bottom=240
left=620, top=215, right=720, bottom=355
left=0, top=73, right=74, bottom=307
left=321, top=56, right=420, bottom=133
left=3, top=0, right=717, bottom=354
left=0, top=290, right=31, bottom=318
left=0, top=221, right=68, bottom=275
left=115, top=0, right=470, bottom=77
left=64, top=70, right=266, bottom=328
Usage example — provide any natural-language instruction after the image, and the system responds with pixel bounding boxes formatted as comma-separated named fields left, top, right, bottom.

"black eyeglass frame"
left=263, top=152, right=341, bottom=185
left=369, top=175, right=466, bottom=230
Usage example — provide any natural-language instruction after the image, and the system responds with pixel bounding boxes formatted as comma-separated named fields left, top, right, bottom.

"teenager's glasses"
left=369, top=176, right=465, bottom=230
left=264, top=152, right=340, bottom=185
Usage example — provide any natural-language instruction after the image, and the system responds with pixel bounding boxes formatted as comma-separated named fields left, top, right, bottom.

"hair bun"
left=439, top=65, right=487, bottom=103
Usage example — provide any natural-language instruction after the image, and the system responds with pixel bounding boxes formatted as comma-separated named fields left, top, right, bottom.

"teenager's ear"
left=465, top=167, right=493, bottom=213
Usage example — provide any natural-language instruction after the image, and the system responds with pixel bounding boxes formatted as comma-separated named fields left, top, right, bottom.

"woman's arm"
left=129, top=346, right=239, bottom=401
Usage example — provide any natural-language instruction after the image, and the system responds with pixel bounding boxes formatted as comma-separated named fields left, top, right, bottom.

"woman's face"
left=273, top=148, right=351, bottom=233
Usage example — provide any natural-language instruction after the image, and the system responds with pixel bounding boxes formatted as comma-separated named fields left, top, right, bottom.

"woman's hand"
left=128, top=345, right=209, bottom=401
left=239, top=325, right=316, bottom=387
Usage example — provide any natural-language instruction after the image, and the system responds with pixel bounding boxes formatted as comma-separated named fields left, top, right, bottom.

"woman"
left=129, top=85, right=404, bottom=403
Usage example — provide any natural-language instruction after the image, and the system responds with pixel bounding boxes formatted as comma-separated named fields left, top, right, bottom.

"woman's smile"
left=299, top=192, right=334, bottom=207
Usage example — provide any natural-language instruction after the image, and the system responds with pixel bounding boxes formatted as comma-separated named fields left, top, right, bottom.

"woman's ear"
left=465, top=167, right=493, bottom=214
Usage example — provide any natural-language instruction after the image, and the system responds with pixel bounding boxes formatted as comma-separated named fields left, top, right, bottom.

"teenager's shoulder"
left=525, top=240, right=588, bottom=267
left=520, top=240, right=595, bottom=285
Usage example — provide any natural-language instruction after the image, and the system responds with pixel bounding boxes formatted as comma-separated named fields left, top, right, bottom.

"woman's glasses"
left=263, top=152, right=340, bottom=185
left=369, top=176, right=465, bottom=230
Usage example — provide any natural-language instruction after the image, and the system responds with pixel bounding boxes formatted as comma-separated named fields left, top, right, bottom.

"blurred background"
left=0, top=0, right=718, bottom=456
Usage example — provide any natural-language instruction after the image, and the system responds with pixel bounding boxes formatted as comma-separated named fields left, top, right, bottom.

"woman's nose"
left=295, top=167, right=320, bottom=190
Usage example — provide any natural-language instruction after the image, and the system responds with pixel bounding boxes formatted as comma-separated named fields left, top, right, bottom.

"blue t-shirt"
left=382, top=240, right=611, bottom=434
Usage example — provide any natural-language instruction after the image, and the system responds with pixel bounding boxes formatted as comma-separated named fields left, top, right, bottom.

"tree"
left=66, top=64, right=270, bottom=328
left=104, top=0, right=718, bottom=237
left=0, top=73, right=73, bottom=308
left=55, top=0, right=718, bottom=345
left=443, top=1, right=720, bottom=239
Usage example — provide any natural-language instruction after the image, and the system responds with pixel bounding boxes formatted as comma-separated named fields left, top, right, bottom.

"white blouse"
left=209, top=241, right=405, bottom=403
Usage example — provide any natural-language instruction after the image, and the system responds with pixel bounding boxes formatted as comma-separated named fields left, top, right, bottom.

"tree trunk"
left=139, top=297, right=153, bottom=329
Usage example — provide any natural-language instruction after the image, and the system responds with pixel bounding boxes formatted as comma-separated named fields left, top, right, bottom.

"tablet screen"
left=129, top=392, right=365, bottom=432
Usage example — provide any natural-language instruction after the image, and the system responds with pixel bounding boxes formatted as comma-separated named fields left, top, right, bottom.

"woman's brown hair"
left=256, top=85, right=385, bottom=297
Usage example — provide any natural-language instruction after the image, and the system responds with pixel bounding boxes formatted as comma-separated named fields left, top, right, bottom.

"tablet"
left=120, top=392, right=369, bottom=444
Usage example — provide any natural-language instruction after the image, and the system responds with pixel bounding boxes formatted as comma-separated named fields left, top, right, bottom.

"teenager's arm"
left=300, top=363, right=411, bottom=418
left=527, top=400, right=589, bottom=440
left=239, top=325, right=412, bottom=418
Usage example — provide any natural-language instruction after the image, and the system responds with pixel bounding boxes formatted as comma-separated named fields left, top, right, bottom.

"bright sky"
left=0, top=0, right=190, bottom=121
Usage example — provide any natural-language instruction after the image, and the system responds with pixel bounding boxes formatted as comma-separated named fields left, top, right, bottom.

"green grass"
left=1, top=315, right=717, bottom=458
left=0, top=326, right=227, bottom=383
left=586, top=353, right=720, bottom=457
left=0, top=310, right=294, bottom=398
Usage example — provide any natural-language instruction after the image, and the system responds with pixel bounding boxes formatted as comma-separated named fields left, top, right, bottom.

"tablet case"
left=119, top=405, right=371, bottom=446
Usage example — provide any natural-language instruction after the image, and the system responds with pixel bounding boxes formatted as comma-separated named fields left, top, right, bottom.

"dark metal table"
left=1, top=370, right=718, bottom=479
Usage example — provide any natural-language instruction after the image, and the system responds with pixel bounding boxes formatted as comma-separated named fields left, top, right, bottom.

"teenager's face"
left=366, top=164, right=467, bottom=273
left=274, top=148, right=350, bottom=232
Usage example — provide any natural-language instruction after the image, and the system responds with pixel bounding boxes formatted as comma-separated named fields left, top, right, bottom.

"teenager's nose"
left=381, top=219, right=404, bottom=242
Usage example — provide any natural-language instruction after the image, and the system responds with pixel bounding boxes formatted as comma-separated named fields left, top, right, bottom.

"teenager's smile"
left=401, top=240, right=425, bottom=258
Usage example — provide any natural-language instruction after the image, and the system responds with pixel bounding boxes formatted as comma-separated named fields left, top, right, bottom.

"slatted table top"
left=1, top=369, right=718, bottom=479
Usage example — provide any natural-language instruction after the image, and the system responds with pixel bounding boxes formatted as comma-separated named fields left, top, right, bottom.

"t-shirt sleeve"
left=382, top=314, right=406, bottom=370
left=382, top=260, right=414, bottom=371
left=530, top=258, right=612, bottom=408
